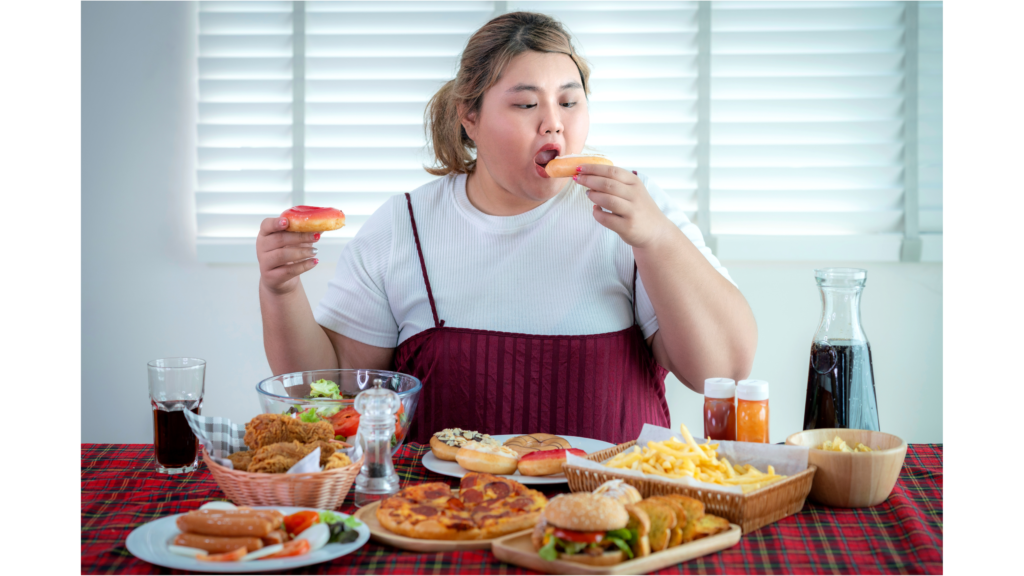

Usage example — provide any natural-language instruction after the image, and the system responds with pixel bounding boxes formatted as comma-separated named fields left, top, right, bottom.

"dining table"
left=81, top=442, right=942, bottom=574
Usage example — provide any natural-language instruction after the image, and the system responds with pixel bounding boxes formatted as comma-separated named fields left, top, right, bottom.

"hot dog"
left=237, top=507, right=285, bottom=526
left=175, top=508, right=276, bottom=538
left=172, top=533, right=264, bottom=554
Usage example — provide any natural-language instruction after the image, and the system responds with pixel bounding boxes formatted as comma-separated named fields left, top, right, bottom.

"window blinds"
left=195, top=1, right=941, bottom=263
left=197, top=1, right=294, bottom=253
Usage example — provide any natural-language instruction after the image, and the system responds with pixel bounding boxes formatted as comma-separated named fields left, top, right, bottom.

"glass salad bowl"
left=256, top=369, right=422, bottom=455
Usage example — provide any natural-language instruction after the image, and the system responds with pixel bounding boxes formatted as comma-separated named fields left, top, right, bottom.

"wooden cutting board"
left=353, top=497, right=532, bottom=552
left=491, top=523, right=741, bottom=575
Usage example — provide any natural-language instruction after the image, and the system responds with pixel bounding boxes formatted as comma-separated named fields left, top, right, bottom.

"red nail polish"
left=632, top=170, right=638, bottom=176
left=313, top=233, right=321, bottom=241
left=576, top=166, right=582, bottom=172
left=573, top=175, right=578, bottom=181
left=313, top=258, right=319, bottom=265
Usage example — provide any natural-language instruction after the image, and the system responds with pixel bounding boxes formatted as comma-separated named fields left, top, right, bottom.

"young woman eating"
left=256, top=12, right=757, bottom=444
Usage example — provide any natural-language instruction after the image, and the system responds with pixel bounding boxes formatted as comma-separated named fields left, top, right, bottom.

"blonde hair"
left=424, top=12, right=591, bottom=176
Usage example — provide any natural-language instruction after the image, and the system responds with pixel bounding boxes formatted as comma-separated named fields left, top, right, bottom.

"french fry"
left=601, top=423, right=788, bottom=492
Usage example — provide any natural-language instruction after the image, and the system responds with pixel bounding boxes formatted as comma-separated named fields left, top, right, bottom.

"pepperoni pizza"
left=376, top=472, right=548, bottom=540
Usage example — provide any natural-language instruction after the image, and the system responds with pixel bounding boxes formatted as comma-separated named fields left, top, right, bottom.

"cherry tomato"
left=329, top=407, right=360, bottom=439
left=283, top=510, right=319, bottom=537
left=395, top=404, right=405, bottom=438
left=261, top=538, right=310, bottom=560
left=553, top=528, right=604, bottom=543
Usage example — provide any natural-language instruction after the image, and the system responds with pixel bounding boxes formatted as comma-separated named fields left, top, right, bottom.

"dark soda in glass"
left=152, top=400, right=201, bottom=471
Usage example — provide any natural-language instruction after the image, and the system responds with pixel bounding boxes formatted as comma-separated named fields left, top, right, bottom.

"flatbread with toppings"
left=376, top=472, right=547, bottom=540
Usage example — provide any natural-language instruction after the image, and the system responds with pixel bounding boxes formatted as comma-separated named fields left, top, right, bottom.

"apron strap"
left=405, top=193, right=443, bottom=329
left=632, top=262, right=639, bottom=326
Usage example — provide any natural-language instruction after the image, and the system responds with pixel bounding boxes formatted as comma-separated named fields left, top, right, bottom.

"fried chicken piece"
left=227, top=450, right=252, bottom=471
left=243, top=413, right=334, bottom=451
left=246, top=440, right=339, bottom=474
left=324, top=452, right=353, bottom=470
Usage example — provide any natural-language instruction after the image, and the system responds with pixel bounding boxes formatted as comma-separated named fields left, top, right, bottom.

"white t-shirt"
left=314, top=173, right=734, bottom=348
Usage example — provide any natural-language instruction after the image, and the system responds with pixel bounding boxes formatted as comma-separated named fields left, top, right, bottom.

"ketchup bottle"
left=703, top=378, right=736, bottom=441
left=737, top=379, right=770, bottom=443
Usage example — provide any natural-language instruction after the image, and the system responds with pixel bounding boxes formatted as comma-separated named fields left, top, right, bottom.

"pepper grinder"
left=353, top=378, right=401, bottom=507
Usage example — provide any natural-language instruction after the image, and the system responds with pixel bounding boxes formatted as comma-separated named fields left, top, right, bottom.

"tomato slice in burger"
left=553, top=528, right=604, bottom=543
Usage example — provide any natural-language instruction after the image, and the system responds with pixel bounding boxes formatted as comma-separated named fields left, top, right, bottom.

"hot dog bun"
left=517, top=448, right=586, bottom=476
left=544, top=154, right=613, bottom=178
left=281, top=205, right=346, bottom=233
left=455, top=441, right=519, bottom=475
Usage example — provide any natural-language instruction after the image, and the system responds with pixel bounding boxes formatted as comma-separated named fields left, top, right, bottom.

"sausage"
left=173, top=533, right=264, bottom=554
left=261, top=529, right=288, bottom=546
left=175, top=509, right=275, bottom=538
left=237, top=507, right=284, bottom=526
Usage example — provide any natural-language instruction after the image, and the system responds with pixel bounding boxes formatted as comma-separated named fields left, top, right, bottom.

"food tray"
left=203, top=447, right=363, bottom=510
left=491, top=522, right=741, bottom=575
left=562, top=441, right=816, bottom=533
left=353, top=494, right=530, bottom=552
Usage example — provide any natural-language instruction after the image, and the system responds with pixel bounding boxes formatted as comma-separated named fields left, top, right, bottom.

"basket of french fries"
left=563, top=424, right=816, bottom=533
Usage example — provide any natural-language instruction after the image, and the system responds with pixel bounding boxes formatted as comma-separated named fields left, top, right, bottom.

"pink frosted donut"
left=281, top=206, right=345, bottom=233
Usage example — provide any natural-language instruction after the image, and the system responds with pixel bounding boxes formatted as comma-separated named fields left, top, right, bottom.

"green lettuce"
left=298, top=407, right=320, bottom=423
left=538, top=539, right=558, bottom=561
left=310, top=379, right=342, bottom=399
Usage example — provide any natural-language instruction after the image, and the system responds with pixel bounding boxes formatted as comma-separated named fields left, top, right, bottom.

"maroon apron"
left=395, top=193, right=670, bottom=445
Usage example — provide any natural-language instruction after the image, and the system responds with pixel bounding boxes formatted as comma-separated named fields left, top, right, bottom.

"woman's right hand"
left=257, top=217, right=321, bottom=295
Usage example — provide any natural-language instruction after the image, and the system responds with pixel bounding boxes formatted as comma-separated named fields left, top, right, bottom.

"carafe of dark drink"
left=803, top=268, right=879, bottom=431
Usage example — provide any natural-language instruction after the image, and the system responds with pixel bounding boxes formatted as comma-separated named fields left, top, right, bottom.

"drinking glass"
left=148, top=357, right=205, bottom=473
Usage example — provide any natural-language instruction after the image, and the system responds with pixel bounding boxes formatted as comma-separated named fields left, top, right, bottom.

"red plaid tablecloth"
left=82, top=443, right=942, bottom=574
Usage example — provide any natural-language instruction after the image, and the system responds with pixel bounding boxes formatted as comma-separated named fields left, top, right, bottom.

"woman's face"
left=462, top=51, right=590, bottom=203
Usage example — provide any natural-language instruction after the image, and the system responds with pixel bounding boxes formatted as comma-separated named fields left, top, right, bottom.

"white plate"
left=421, top=435, right=614, bottom=485
left=125, top=506, right=370, bottom=573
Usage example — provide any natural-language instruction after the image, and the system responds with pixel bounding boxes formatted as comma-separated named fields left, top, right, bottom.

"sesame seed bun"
left=543, top=493, right=628, bottom=533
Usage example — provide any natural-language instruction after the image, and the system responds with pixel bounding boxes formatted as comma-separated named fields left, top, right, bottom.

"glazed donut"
left=430, top=428, right=498, bottom=462
left=503, top=434, right=572, bottom=458
left=281, top=205, right=346, bottom=233
left=455, top=441, right=519, bottom=475
left=518, top=448, right=587, bottom=477
left=544, top=154, right=614, bottom=178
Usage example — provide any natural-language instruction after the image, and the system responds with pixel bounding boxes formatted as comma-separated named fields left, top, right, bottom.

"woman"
left=256, top=12, right=757, bottom=444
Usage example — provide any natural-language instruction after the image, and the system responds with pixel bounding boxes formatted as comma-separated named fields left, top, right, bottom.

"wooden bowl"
left=785, top=429, right=906, bottom=508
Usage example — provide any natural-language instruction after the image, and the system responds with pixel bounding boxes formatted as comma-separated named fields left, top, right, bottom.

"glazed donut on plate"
left=518, top=448, right=587, bottom=477
left=281, top=205, right=346, bottom=233
left=455, top=441, right=519, bottom=475
left=503, top=433, right=572, bottom=458
left=544, top=154, right=614, bottom=178
left=429, top=428, right=499, bottom=462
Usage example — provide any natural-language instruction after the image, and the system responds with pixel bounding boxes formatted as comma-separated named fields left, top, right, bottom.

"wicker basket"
left=563, top=441, right=817, bottom=533
left=203, top=447, right=363, bottom=510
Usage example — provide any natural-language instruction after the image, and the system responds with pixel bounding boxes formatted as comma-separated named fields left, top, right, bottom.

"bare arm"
left=257, top=216, right=395, bottom=375
left=637, top=227, right=757, bottom=393
left=577, top=166, right=758, bottom=393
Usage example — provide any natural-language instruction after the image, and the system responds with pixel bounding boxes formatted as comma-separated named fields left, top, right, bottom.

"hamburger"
left=531, top=493, right=650, bottom=565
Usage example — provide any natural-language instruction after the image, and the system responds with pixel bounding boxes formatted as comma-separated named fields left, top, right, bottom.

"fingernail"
left=576, top=166, right=582, bottom=173
left=313, top=258, right=319, bottom=265
left=311, top=247, right=318, bottom=255
left=632, top=170, right=638, bottom=176
left=313, top=233, right=321, bottom=241
left=573, top=175, right=578, bottom=181
left=280, top=218, right=288, bottom=227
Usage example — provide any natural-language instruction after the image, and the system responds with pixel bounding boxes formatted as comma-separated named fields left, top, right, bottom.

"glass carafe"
left=803, top=268, right=880, bottom=431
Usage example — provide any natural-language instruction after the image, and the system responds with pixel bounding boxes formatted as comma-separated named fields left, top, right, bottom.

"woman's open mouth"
left=533, top=144, right=561, bottom=178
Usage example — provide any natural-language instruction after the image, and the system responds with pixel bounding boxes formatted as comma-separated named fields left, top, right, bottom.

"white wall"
left=82, top=2, right=942, bottom=445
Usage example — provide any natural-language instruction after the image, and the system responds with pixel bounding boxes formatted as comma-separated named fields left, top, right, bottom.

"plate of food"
left=125, top=501, right=370, bottom=573
left=354, top=471, right=547, bottom=552
left=491, top=480, right=740, bottom=574
left=422, top=430, right=615, bottom=484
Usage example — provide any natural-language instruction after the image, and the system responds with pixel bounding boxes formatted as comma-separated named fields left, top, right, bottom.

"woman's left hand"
left=574, top=165, right=675, bottom=248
